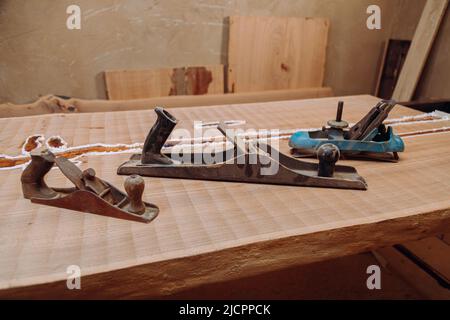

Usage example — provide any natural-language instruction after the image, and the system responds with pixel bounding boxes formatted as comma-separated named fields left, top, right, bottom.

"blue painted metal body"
left=289, top=126, right=405, bottom=153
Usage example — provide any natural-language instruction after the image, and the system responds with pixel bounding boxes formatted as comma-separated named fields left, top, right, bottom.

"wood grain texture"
left=227, top=16, right=329, bottom=93
left=402, top=237, right=450, bottom=282
left=105, top=65, right=224, bottom=100
left=0, top=95, right=449, bottom=298
left=374, top=245, right=450, bottom=299
left=392, top=0, right=449, bottom=101
left=0, top=87, right=333, bottom=118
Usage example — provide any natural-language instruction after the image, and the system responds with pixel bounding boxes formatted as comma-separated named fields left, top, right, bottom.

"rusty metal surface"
left=118, top=108, right=367, bottom=190
left=346, top=100, right=396, bottom=140
left=21, top=148, right=159, bottom=223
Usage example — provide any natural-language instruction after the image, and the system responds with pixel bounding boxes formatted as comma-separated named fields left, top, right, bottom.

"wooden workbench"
left=0, top=95, right=449, bottom=298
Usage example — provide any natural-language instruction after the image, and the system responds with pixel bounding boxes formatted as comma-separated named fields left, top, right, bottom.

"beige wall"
left=0, top=0, right=430, bottom=104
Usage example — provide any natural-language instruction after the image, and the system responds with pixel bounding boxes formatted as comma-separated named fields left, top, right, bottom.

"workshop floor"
left=167, top=252, right=423, bottom=299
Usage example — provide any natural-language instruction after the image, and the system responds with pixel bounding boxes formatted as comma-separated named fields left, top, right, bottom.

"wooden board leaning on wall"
left=392, top=0, right=449, bottom=101
left=0, top=87, right=333, bottom=118
left=104, top=65, right=225, bottom=100
left=227, top=16, right=329, bottom=93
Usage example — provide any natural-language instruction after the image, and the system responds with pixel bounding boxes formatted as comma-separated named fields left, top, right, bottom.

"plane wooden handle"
left=124, top=175, right=146, bottom=214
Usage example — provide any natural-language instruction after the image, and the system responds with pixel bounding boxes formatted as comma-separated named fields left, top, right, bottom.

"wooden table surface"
left=0, top=95, right=449, bottom=298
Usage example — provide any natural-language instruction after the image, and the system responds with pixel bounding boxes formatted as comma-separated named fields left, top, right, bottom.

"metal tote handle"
left=141, top=107, right=178, bottom=164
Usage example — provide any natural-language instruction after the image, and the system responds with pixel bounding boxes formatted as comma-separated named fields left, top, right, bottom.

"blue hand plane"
left=289, top=100, right=405, bottom=161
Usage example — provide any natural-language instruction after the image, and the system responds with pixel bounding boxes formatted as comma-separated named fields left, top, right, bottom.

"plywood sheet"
left=227, top=16, right=329, bottom=92
left=0, top=95, right=449, bottom=298
left=105, top=65, right=224, bottom=100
